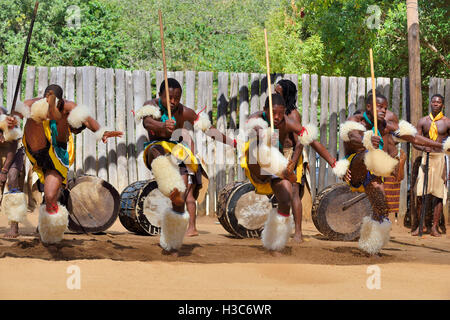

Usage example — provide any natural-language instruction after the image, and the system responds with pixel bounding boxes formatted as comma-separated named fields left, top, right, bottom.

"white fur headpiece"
left=393, top=120, right=417, bottom=143
left=67, top=105, right=91, bottom=129
left=298, top=123, right=318, bottom=146
left=340, top=121, right=366, bottom=142
left=135, top=104, right=161, bottom=123
left=30, top=98, right=49, bottom=122
left=362, top=130, right=398, bottom=177
left=194, top=112, right=212, bottom=132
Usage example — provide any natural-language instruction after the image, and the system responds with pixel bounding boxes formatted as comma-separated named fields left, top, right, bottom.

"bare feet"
left=292, top=232, right=304, bottom=243
left=169, top=188, right=184, bottom=207
left=4, top=222, right=19, bottom=238
left=186, top=228, right=199, bottom=237
left=411, top=227, right=420, bottom=236
left=269, top=250, right=282, bottom=257
left=430, top=226, right=441, bottom=237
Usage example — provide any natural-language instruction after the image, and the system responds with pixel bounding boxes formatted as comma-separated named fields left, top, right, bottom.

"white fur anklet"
left=358, top=216, right=391, bottom=255
left=2, top=192, right=27, bottom=224
left=159, top=208, right=189, bottom=251
left=261, top=209, right=293, bottom=251
left=38, top=203, right=69, bottom=244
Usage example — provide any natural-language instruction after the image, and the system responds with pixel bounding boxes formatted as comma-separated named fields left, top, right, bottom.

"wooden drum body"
left=119, top=180, right=171, bottom=235
left=311, top=183, right=372, bottom=241
left=216, top=181, right=273, bottom=238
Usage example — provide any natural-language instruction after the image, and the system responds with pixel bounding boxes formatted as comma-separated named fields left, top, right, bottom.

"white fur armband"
left=15, top=100, right=31, bottom=118
left=68, top=105, right=91, bottom=129
left=332, top=159, right=350, bottom=179
left=135, top=104, right=161, bottom=123
left=245, top=117, right=268, bottom=134
left=298, top=123, right=318, bottom=146
left=340, top=121, right=366, bottom=142
left=194, top=112, right=212, bottom=132
left=30, top=98, right=49, bottom=122
left=443, top=138, right=450, bottom=156
left=94, top=127, right=108, bottom=141
left=393, top=120, right=417, bottom=143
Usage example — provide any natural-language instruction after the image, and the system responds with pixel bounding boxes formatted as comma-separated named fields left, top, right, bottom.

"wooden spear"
left=158, top=9, right=171, bottom=119
left=264, top=28, right=274, bottom=135
left=369, top=48, right=378, bottom=135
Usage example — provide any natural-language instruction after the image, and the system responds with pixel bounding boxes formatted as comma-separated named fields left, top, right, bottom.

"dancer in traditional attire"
left=135, top=78, right=235, bottom=253
left=15, top=84, right=122, bottom=244
left=337, top=91, right=449, bottom=255
left=0, top=107, right=27, bottom=238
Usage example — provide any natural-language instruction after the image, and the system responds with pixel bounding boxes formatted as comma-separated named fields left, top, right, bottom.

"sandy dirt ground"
left=0, top=209, right=449, bottom=300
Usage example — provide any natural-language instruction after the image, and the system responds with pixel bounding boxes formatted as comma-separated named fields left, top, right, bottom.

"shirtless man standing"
left=412, top=94, right=449, bottom=236
left=16, top=84, right=122, bottom=244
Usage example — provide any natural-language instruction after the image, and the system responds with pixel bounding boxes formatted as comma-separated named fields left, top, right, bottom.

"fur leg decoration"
left=2, top=192, right=27, bottom=224
left=261, top=209, right=293, bottom=251
left=332, top=159, right=350, bottom=179
left=151, top=155, right=186, bottom=197
left=159, top=208, right=189, bottom=251
left=38, top=203, right=69, bottom=244
left=358, top=216, right=392, bottom=255
left=362, top=130, right=398, bottom=177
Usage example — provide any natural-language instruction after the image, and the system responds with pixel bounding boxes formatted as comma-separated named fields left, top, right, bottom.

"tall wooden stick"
left=264, top=28, right=274, bottom=134
left=369, top=48, right=378, bottom=135
left=159, top=9, right=171, bottom=119
left=10, top=1, right=39, bottom=114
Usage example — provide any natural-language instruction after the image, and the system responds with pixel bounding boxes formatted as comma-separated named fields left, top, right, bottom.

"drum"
left=216, top=181, right=273, bottom=239
left=311, top=183, right=372, bottom=241
left=119, top=179, right=171, bottom=235
left=64, top=175, right=120, bottom=233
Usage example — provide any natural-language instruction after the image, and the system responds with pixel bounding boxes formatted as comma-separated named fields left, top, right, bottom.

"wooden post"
left=406, top=0, right=423, bottom=171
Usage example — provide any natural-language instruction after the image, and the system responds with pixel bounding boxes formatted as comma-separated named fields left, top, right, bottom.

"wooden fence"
left=0, top=65, right=448, bottom=216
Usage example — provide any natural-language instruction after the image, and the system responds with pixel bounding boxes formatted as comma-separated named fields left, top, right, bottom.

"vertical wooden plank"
left=134, top=69, right=151, bottom=181
left=156, top=71, right=164, bottom=98
left=259, top=73, right=268, bottom=110
left=367, top=77, right=376, bottom=98
left=428, top=77, right=437, bottom=114
left=229, top=73, right=238, bottom=130
left=237, top=72, right=249, bottom=181
left=75, top=67, right=84, bottom=176
left=96, top=68, right=108, bottom=182
left=338, top=77, right=346, bottom=160
left=125, top=70, right=137, bottom=184
left=174, top=71, right=184, bottom=104
left=250, top=73, right=260, bottom=114
left=399, top=77, right=408, bottom=217
left=25, top=66, right=36, bottom=100
left=216, top=72, right=228, bottom=193
left=50, top=67, right=58, bottom=85
left=106, top=68, right=118, bottom=189
left=145, top=71, right=152, bottom=102
left=38, top=67, right=48, bottom=97
left=383, top=77, right=391, bottom=102
left=328, top=77, right=338, bottom=185
left=82, top=66, right=97, bottom=176
left=289, top=73, right=299, bottom=109
left=436, top=78, right=445, bottom=96
left=348, top=76, right=357, bottom=116
left=392, top=78, right=401, bottom=115
left=115, top=69, right=128, bottom=192
left=301, top=74, right=310, bottom=126
left=185, top=71, right=196, bottom=110
left=445, top=79, right=450, bottom=119
left=318, top=76, right=329, bottom=192
left=57, top=66, right=66, bottom=92
left=357, top=77, right=366, bottom=111
left=205, top=71, right=215, bottom=216
left=309, top=74, right=318, bottom=198
left=65, top=67, right=76, bottom=181
left=7, top=65, right=19, bottom=110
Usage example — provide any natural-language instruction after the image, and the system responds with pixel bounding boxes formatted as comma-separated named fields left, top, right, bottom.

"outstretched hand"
left=101, top=130, right=123, bottom=143
left=6, top=116, right=18, bottom=129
